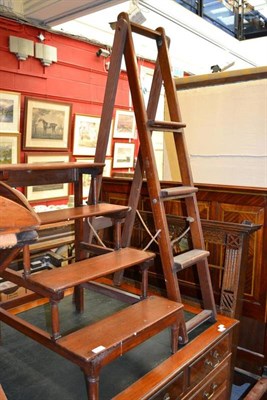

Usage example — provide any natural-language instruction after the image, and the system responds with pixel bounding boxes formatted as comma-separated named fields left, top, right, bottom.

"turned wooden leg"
left=23, top=245, right=31, bottom=277
left=171, top=321, right=179, bottom=354
left=74, top=285, right=84, bottom=313
left=114, top=219, right=122, bottom=250
left=50, top=299, right=61, bottom=340
left=139, top=259, right=154, bottom=299
left=84, top=371, right=100, bottom=400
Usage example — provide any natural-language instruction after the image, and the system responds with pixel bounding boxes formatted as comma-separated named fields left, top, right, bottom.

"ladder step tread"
left=27, top=247, right=155, bottom=294
left=57, top=296, right=183, bottom=362
left=160, top=186, right=198, bottom=199
left=173, top=249, right=210, bottom=271
left=148, top=120, right=186, bottom=132
left=38, top=203, right=130, bottom=225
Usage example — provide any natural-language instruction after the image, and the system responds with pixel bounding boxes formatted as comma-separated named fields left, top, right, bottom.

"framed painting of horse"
left=23, top=98, right=71, bottom=150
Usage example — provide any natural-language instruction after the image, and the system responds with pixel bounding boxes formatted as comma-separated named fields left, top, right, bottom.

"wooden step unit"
left=2, top=247, right=155, bottom=339
left=38, top=203, right=130, bottom=225
left=0, top=295, right=184, bottom=400
left=57, top=295, right=184, bottom=399
left=26, top=247, right=155, bottom=295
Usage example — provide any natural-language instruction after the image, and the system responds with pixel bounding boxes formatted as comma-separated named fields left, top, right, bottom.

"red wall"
left=0, top=15, right=154, bottom=199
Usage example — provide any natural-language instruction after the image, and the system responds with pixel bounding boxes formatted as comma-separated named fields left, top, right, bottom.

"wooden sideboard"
left=101, top=177, right=266, bottom=377
left=114, top=313, right=238, bottom=400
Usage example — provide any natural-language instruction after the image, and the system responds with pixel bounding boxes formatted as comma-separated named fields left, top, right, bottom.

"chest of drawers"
left=113, top=314, right=238, bottom=400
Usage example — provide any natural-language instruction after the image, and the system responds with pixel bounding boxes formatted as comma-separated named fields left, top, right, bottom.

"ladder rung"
left=185, top=309, right=214, bottom=334
left=130, top=21, right=162, bottom=39
left=148, top=120, right=186, bottom=132
left=173, top=249, right=210, bottom=272
left=160, top=186, right=198, bottom=199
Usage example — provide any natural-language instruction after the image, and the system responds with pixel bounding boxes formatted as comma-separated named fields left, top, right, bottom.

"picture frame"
left=73, top=114, right=113, bottom=156
left=24, top=98, right=71, bottom=150
left=25, top=153, right=70, bottom=201
left=0, top=133, right=20, bottom=164
left=75, top=157, right=93, bottom=198
left=113, top=142, right=135, bottom=168
left=103, top=158, right=112, bottom=177
left=113, top=110, right=136, bottom=139
left=75, top=157, right=113, bottom=197
left=0, top=90, right=21, bottom=133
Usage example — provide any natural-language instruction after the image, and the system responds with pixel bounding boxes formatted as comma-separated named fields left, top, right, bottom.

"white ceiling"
left=9, top=0, right=267, bottom=75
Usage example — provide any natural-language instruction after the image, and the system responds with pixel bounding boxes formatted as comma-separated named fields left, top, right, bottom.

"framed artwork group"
left=0, top=90, right=21, bottom=165
left=73, top=109, right=136, bottom=172
left=0, top=88, right=137, bottom=201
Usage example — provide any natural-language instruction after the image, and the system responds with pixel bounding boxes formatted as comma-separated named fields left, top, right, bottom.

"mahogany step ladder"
left=94, top=12, right=217, bottom=344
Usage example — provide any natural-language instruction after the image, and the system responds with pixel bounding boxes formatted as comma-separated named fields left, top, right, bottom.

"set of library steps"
left=0, top=12, right=217, bottom=400
left=0, top=180, right=184, bottom=399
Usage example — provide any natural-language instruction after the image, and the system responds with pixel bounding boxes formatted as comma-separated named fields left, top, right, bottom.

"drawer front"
left=185, top=358, right=230, bottom=400
left=188, top=334, right=230, bottom=388
left=150, top=372, right=184, bottom=400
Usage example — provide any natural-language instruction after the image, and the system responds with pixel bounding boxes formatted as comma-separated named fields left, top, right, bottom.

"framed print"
left=73, top=114, right=112, bottom=156
left=0, top=90, right=20, bottom=133
left=113, top=142, right=135, bottom=168
left=103, top=158, right=112, bottom=177
left=76, top=157, right=112, bottom=196
left=75, top=157, right=94, bottom=197
left=0, top=133, right=20, bottom=164
left=24, top=98, right=71, bottom=150
left=113, top=110, right=135, bottom=139
left=25, top=153, right=70, bottom=201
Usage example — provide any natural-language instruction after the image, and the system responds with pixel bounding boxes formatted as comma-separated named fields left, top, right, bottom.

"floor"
left=0, top=289, right=260, bottom=400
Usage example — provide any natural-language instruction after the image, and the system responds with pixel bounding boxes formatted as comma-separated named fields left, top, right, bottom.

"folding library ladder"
left=94, top=12, right=217, bottom=343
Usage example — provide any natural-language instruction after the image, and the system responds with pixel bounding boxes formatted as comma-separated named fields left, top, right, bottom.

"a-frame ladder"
left=94, top=12, right=217, bottom=344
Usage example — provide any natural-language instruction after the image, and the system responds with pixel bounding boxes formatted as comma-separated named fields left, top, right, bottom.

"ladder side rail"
left=156, top=27, right=217, bottom=318
left=120, top=55, right=165, bottom=247
left=121, top=15, right=185, bottom=309
left=74, top=173, right=85, bottom=261
left=81, top=17, right=128, bottom=267
left=156, top=27, right=194, bottom=187
left=156, top=27, right=206, bottom=249
left=114, top=56, right=165, bottom=285
left=92, top=17, right=129, bottom=203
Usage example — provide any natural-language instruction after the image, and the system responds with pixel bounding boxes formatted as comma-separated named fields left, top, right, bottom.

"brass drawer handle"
left=205, top=350, right=221, bottom=368
left=163, top=394, right=171, bottom=400
left=202, top=383, right=218, bottom=399
left=204, top=358, right=220, bottom=368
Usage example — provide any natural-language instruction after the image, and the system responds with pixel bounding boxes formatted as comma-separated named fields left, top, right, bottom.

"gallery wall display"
left=113, top=109, right=136, bottom=139
left=0, top=90, right=21, bottom=133
left=0, top=133, right=20, bottom=164
left=113, top=142, right=135, bottom=168
left=25, top=152, right=70, bottom=201
left=73, top=114, right=113, bottom=156
left=24, top=98, right=71, bottom=151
